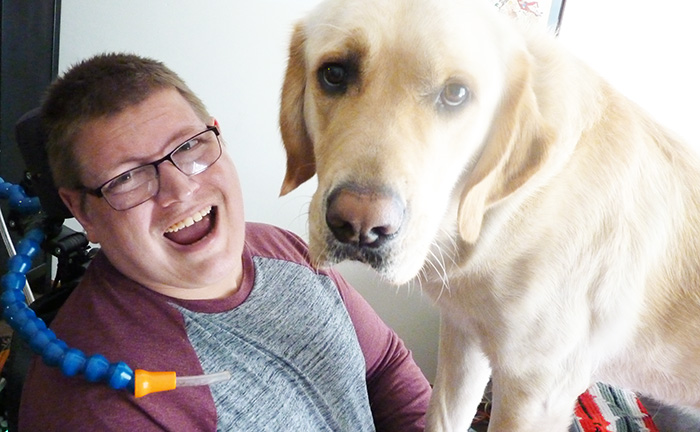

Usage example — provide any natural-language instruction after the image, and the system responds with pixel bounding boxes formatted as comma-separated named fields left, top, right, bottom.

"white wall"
left=558, top=1, right=700, bottom=149
left=58, top=0, right=700, bottom=385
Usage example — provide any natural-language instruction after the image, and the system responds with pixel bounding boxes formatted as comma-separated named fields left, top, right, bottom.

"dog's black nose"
left=325, top=185, right=404, bottom=248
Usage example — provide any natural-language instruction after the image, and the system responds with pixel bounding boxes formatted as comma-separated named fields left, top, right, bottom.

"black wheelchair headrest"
left=15, top=108, right=73, bottom=220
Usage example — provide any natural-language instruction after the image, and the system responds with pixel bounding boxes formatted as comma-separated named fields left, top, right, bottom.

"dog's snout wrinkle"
left=326, top=186, right=405, bottom=249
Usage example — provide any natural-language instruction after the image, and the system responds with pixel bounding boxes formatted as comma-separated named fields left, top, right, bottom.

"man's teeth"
left=165, top=206, right=212, bottom=233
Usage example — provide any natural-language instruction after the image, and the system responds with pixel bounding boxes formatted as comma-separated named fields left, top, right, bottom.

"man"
left=18, top=53, right=431, bottom=431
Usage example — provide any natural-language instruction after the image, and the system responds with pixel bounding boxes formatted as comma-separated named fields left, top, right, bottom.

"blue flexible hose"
left=0, top=177, right=134, bottom=392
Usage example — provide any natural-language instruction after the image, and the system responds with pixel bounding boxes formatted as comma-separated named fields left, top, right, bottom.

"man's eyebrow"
left=164, top=124, right=207, bottom=148
left=142, top=124, right=206, bottom=159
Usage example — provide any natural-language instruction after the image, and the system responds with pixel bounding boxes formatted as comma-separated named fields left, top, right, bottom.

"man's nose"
left=153, top=161, right=199, bottom=206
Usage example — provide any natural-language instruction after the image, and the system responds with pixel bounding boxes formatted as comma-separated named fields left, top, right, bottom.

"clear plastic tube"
left=176, top=370, right=231, bottom=387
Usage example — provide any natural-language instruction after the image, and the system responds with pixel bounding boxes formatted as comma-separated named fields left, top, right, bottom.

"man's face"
left=60, top=89, right=245, bottom=299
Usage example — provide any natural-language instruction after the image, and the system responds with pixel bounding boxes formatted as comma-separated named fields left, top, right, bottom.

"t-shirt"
left=19, top=223, right=431, bottom=431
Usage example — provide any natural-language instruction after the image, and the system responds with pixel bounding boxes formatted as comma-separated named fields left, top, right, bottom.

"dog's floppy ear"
left=458, top=53, right=555, bottom=243
left=279, top=24, right=316, bottom=196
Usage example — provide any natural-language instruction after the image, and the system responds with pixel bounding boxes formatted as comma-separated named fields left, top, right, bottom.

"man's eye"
left=178, top=136, right=210, bottom=155
left=105, top=171, right=135, bottom=192
left=175, top=138, right=210, bottom=161
left=179, top=139, right=197, bottom=152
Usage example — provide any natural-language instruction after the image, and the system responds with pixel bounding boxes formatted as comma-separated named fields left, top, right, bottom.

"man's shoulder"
left=244, top=221, right=300, bottom=241
left=244, top=222, right=310, bottom=263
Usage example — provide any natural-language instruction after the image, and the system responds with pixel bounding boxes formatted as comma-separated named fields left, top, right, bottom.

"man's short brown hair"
left=42, top=53, right=210, bottom=189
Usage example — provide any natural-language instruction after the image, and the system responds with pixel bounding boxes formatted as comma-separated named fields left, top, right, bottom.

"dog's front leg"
left=485, top=368, right=584, bottom=432
left=425, top=318, right=491, bottom=432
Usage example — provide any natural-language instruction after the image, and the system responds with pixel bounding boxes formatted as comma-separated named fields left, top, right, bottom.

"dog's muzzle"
left=324, top=183, right=405, bottom=267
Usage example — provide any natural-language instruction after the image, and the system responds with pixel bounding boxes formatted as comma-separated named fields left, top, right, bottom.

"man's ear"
left=58, top=187, right=98, bottom=243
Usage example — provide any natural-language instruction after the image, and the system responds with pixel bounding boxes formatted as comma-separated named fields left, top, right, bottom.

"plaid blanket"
left=470, top=382, right=659, bottom=432
left=573, top=383, right=658, bottom=432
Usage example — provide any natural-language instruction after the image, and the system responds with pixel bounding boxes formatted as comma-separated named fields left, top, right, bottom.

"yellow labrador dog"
left=279, top=0, right=700, bottom=430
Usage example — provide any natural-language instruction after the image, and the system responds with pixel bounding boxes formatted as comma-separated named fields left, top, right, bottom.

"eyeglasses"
left=82, top=126, right=222, bottom=211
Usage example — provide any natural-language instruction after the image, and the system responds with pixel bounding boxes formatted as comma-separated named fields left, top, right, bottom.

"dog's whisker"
left=431, top=234, right=454, bottom=281
left=424, top=247, right=451, bottom=303
left=436, top=246, right=454, bottom=301
left=407, top=272, right=425, bottom=297
left=437, top=227, right=460, bottom=265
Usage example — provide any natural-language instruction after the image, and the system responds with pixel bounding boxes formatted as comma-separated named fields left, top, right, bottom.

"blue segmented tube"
left=0, top=177, right=135, bottom=393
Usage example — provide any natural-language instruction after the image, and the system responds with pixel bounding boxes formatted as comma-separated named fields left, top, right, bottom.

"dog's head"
left=280, top=0, right=554, bottom=284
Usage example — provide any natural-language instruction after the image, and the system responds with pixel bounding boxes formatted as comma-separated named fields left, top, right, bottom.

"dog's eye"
left=318, top=63, right=348, bottom=93
left=439, top=82, right=471, bottom=109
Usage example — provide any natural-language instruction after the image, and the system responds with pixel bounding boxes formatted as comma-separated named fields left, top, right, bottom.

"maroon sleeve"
left=330, top=269, right=432, bottom=431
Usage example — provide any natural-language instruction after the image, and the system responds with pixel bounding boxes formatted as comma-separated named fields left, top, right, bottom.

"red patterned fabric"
left=576, top=390, right=613, bottom=432
left=573, top=383, right=659, bottom=432
left=471, top=383, right=660, bottom=431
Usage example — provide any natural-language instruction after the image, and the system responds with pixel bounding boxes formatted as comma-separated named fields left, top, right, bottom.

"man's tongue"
left=164, top=214, right=213, bottom=245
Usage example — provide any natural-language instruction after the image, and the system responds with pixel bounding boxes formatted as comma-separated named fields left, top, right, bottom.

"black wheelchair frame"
left=0, top=109, right=97, bottom=431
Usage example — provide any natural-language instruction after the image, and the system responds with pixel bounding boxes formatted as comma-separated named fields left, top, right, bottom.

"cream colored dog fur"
left=279, top=0, right=700, bottom=430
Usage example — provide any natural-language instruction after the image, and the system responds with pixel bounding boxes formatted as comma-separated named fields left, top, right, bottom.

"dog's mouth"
left=164, top=206, right=216, bottom=245
left=326, top=234, right=393, bottom=269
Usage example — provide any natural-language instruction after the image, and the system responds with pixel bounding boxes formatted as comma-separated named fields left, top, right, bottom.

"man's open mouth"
left=164, top=206, right=216, bottom=245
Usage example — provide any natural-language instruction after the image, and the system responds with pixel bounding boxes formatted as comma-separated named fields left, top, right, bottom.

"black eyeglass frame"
left=80, top=125, right=222, bottom=210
